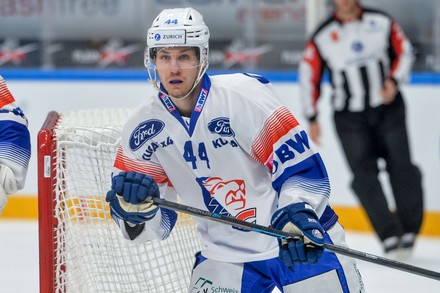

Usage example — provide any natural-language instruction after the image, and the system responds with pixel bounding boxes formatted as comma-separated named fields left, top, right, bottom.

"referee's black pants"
left=334, top=93, right=424, bottom=242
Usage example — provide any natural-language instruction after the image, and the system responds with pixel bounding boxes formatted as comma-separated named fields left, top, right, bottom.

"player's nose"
left=168, top=58, right=181, bottom=71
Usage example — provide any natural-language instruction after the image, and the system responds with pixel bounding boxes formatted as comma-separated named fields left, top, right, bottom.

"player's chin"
left=166, top=84, right=186, bottom=94
left=168, top=89, right=189, bottom=99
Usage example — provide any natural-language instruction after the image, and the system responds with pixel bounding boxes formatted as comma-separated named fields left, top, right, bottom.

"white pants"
left=189, top=222, right=366, bottom=292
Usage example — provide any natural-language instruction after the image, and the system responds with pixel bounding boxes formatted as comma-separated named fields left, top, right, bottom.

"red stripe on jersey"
left=251, top=106, right=299, bottom=164
left=390, top=20, right=405, bottom=77
left=303, top=41, right=323, bottom=109
left=0, top=78, right=15, bottom=108
left=114, top=146, right=169, bottom=184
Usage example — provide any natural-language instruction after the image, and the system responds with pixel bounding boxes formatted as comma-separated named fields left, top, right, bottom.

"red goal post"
left=37, top=109, right=203, bottom=293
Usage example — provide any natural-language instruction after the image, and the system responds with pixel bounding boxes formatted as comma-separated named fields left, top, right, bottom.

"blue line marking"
left=2, top=69, right=440, bottom=84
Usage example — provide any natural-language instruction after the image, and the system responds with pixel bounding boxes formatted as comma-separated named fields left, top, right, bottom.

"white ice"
left=0, top=220, right=439, bottom=293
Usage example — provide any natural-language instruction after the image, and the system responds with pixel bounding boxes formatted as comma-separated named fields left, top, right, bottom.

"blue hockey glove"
left=106, top=171, right=160, bottom=224
left=271, top=202, right=325, bottom=266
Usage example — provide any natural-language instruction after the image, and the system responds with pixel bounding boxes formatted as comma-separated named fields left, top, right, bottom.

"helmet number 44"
left=165, top=19, right=178, bottom=25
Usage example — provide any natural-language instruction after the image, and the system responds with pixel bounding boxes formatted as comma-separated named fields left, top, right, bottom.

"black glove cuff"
left=124, top=221, right=146, bottom=240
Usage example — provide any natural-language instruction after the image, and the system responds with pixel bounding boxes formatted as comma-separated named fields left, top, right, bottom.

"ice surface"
left=0, top=221, right=439, bottom=293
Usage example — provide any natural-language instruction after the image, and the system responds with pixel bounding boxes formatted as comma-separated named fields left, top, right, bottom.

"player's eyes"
left=159, top=55, right=171, bottom=61
left=155, top=52, right=196, bottom=66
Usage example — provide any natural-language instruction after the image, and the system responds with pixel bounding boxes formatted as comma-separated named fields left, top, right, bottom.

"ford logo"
left=208, top=117, right=234, bottom=137
left=129, top=119, right=165, bottom=151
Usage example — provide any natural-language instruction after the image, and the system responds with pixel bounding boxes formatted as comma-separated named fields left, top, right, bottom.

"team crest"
left=197, top=177, right=257, bottom=227
left=203, top=177, right=246, bottom=210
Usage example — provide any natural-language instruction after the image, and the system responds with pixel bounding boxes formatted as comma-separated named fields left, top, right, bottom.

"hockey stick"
left=151, top=197, right=440, bottom=281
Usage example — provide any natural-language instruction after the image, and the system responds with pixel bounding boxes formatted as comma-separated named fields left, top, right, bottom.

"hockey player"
left=106, top=7, right=365, bottom=292
left=0, top=76, right=31, bottom=215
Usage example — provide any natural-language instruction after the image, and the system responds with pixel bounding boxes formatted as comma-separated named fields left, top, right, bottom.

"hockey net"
left=38, top=109, right=203, bottom=293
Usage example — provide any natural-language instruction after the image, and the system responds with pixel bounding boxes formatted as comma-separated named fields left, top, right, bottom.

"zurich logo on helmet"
left=154, top=34, right=161, bottom=41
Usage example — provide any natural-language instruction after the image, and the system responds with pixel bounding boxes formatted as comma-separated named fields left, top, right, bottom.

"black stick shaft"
left=152, top=197, right=440, bottom=281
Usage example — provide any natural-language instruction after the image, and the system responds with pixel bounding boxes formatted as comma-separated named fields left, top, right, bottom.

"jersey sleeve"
left=388, top=20, right=414, bottom=84
left=298, top=40, right=325, bottom=122
left=0, top=76, right=31, bottom=190
left=231, top=74, right=330, bottom=216
left=110, top=130, right=177, bottom=242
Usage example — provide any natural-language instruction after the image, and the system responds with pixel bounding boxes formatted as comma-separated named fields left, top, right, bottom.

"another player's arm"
left=387, top=19, right=414, bottom=86
left=0, top=76, right=31, bottom=215
left=380, top=19, right=414, bottom=104
left=298, top=41, right=325, bottom=144
left=298, top=40, right=325, bottom=123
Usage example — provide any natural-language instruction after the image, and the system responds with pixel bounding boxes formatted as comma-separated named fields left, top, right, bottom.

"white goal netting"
left=39, top=108, right=203, bottom=293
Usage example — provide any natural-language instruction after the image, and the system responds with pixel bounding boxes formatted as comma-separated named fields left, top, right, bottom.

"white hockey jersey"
left=112, top=73, right=336, bottom=263
left=0, top=76, right=31, bottom=190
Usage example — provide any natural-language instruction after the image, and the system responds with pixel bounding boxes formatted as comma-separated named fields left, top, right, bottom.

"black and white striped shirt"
left=299, top=7, right=414, bottom=120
